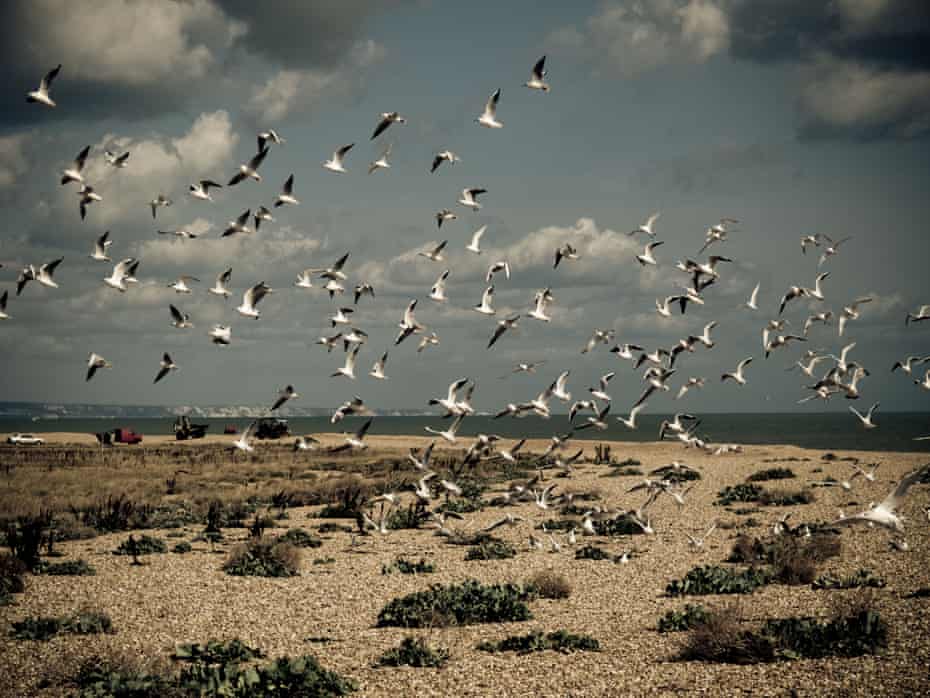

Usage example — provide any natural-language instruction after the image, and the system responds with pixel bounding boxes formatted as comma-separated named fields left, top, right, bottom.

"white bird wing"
left=469, top=225, right=486, bottom=248
left=484, top=88, right=500, bottom=116
left=881, top=463, right=930, bottom=512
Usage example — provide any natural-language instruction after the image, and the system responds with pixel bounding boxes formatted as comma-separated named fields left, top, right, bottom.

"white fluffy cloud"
left=0, top=132, right=31, bottom=192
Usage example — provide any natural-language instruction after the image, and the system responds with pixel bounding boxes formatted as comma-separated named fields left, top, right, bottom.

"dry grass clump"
left=223, top=538, right=301, bottom=577
left=678, top=604, right=775, bottom=664
left=771, top=534, right=841, bottom=585
left=527, top=570, right=572, bottom=599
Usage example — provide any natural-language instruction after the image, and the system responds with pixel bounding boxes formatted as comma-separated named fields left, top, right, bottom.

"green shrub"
left=758, top=488, right=815, bottom=507
left=11, top=615, right=61, bottom=641
left=527, top=570, right=571, bottom=599
left=477, top=630, right=599, bottom=654
left=658, top=604, right=710, bottom=633
left=63, top=610, right=114, bottom=635
left=716, top=484, right=763, bottom=506
left=465, top=540, right=516, bottom=561
left=278, top=528, right=322, bottom=548
left=763, top=610, right=887, bottom=659
left=377, top=580, right=533, bottom=628
left=0, top=553, right=26, bottom=605
left=575, top=545, right=610, bottom=560
left=113, top=534, right=166, bottom=556
left=70, top=494, right=151, bottom=533
left=666, top=565, right=772, bottom=596
left=12, top=610, right=112, bottom=641
left=317, top=523, right=352, bottom=534
left=382, top=557, right=435, bottom=575
left=377, top=637, right=449, bottom=668
left=592, top=514, right=646, bottom=536
left=173, top=639, right=264, bottom=665
left=223, top=539, right=300, bottom=578
left=812, top=569, right=886, bottom=590
left=746, top=468, right=796, bottom=482
left=385, top=503, right=430, bottom=530
left=37, top=558, right=96, bottom=576
left=74, top=655, right=170, bottom=697
left=5, top=511, right=52, bottom=570
left=172, top=541, right=193, bottom=554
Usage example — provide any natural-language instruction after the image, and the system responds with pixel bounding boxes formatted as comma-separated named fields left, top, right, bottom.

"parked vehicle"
left=112, top=428, right=143, bottom=445
left=6, top=433, right=45, bottom=445
left=173, top=416, right=209, bottom=441
left=255, top=418, right=289, bottom=440
left=223, top=425, right=239, bottom=435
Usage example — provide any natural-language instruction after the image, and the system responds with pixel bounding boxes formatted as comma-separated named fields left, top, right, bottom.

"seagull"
left=425, top=414, right=465, bottom=444
left=104, top=150, right=130, bottom=168
left=232, top=421, right=257, bottom=453
left=168, top=275, right=198, bottom=294
left=800, top=234, right=820, bottom=254
left=189, top=179, right=222, bottom=201
left=370, top=352, right=389, bottom=380
left=395, top=299, right=425, bottom=345
left=914, top=370, right=930, bottom=391
left=237, top=281, right=273, bottom=319
left=790, top=354, right=830, bottom=378
left=418, top=332, right=440, bottom=353
left=764, top=333, right=806, bottom=358
left=436, top=209, right=457, bottom=228
left=589, top=372, right=615, bottom=402
left=554, top=243, right=579, bottom=269
left=330, top=307, right=354, bottom=327
left=60, top=146, right=90, bottom=185
left=466, top=226, right=487, bottom=254
left=368, top=143, right=392, bottom=174
left=323, top=144, right=354, bottom=173
left=86, top=352, right=112, bottom=381
left=686, top=523, right=716, bottom=551
left=17, top=259, right=63, bottom=295
left=89, top=231, right=113, bottom=262
left=496, top=439, right=526, bottom=464
left=484, top=514, right=525, bottom=533
left=292, top=270, right=315, bottom=289
left=257, top=129, right=285, bottom=151
left=354, top=283, right=375, bottom=304
left=488, top=314, right=520, bottom=348
left=274, top=175, right=299, bottom=207
left=818, top=235, right=852, bottom=267
left=412, top=472, right=436, bottom=502
left=630, top=212, right=660, bottom=238
left=316, top=332, right=342, bottom=353
left=722, top=357, right=753, bottom=386
left=486, top=261, right=510, bottom=283
left=209, top=325, right=231, bottom=346
left=221, top=209, right=252, bottom=237
left=458, top=188, right=486, bottom=211
left=271, top=385, right=300, bottom=411
left=407, top=441, right=435, bottom=471
left=419, top=240, right=448, bottom=262
left=636, top=241, right=663, bottom=266
left=474, top=285, right=496, bottom=315
left=333, top=345, right=361, bottom=379
left=850, top=402, right=879, bottom=429
left=779, top=285, right=808, bottom=315
left=699, top=218, right=738, bottom=254
left=551, top=371, right=572, bottom=402
left=476, top=88, right=503, bottom=128
left=169, top=304, right=193, bottom=329
left=153, top=353, right=178, bottom=384
left=332, top=395, right=370, bottom=424
left=429, top=269, right=450, bottom=302
left=833, top=463, right=930, bottom=533
left=677, top=377, right=706, bottom=399
left=692, top=321, right=717, bottom=349
left=744, top=282, right=760, bottom=310
left=655, top=295, right=684, bottom=318
left=529, top=288, right=554, bottom=322
left=839, top=297, right=872, bottom=336
left=147, top=194, right=172, bottom=219
left=209, top=268, right=232, bottom=298
left=0, top=291, right=8, bottom=320
left=78, top=185, right=102, bottom=220
left=26, top=64, right=61, bottom=107
left=312, top=252, right=351, bottom=281
left=803, top=311, right=833, bottom=336
left=611, top=343, right=645, bottom=365
left=524, top=55, right=549, bottom=91
left=582, top=329, right=615, bottom=354
left=294, top=435, right=320, bottom=452
left=905, top=305, right=930, bottom=326
left=249, top=206, right=273, bottom=232
left=806, top=272, right=830, bottom=301
left=891, top=355, right=929, bottom=374
left=158, top=228, right=199, bottom=240
left=431, top=150, right=460, bottom=173
left=852, top=462, right=881, bottom=482
left=371, top=112, right=405, bottom=140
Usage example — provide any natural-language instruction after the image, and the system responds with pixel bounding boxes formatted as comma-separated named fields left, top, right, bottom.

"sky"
left=0, top=0, right=928, bottom=415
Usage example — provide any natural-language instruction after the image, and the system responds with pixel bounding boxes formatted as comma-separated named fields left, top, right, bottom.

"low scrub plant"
left=382, top=557, right=435, bottom=575
left=377, top=637, right=449, bottom=668
left=575, top=545, right=610, bottom=560
left=658, top=604, right=710, bottom=633
left=11, top=610, right=113, bottom=641
left=746, top=467, right=796, bottom=482
left=527, top=570, right=572, bottom=599
left=113, top=534, right=166, bottom=556
left=477, top=630, right=599, bottom=654
left=666, top=565, right=773, bottom=596
left=278, top=528, right=322, bottom=548
left=465, top=540, right=516, bottom=561
left=223, top=539, right=300, bottom=578
left=0, top=553, right=26, bottom=605
left=812, top=569, right=886, bottom=590
left=37, top=558, right=96, bottom=576
left=377, top=580, right=534, bottom=628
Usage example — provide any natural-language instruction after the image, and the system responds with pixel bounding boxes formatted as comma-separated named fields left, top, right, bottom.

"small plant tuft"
left=527, top=570, right=572, bottom=599
left=278, top=528, right=322, bottom=548
left=377, top=637, right=449, bottom=668
left=575, top=544, right=610, bottom=560
left=223, top=538, right=300, bottom=578
left=377, top=580, right=533, bottom=628
left=658, top=604, right=710, bottom=633
left=746, top=467, right=796, bottom=482
left=37, top=558, right=96, bottom=576
left=465, top=539, right=516, bottom=561
left=667, top=565, right=772, bottom=596
left=477, top=630, right=599, bottom=654
left=382, top=557, right=435, bottom=575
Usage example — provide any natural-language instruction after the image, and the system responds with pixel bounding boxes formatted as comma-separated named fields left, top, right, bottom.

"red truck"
left=112, top=428, right=143, bottom=445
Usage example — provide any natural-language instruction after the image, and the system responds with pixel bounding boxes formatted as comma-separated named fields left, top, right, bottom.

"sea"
left=3, top=413, right=929, bottom=453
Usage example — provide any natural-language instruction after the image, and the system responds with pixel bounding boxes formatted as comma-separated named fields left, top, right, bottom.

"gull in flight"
left=149, top=195, right=172, bottom=219
left=60, top=145, right=90, bottom=185
left=89, top=231, right=112, bottom=261
left=189, top=179, right=222, bottom=201
left=817, top=234, right=851, bottom=267
left=467, top=226, right=487, bottom=254
left=311, top=252, right=351, bottom=281
left=504, top=361, right=547, bottom=377
left=800, top=234, right=821, bottom=254
left=476, top=88, right=503, bottom=128
left=17, top=258, right=63, bottom=295
left=805, top=271, right=830, bottom=301
left=323, top=143, right=354, bottom=173
left=833, top=463, right=930, bottom=533
left=496, top=439, right=526, bottom=464
left=104, top=150, right=130, bottom=168
left=906, top=305, right=930, bottom=325
left=232, top=421, right=257, bottom=453
left=582, top=329, right=615, bottom=354
left=222, top=209, right=251, bottom=237
left=677, top=377, right=706, bottom=399
left=419, top=240, right=448, bottom=262
left=425, top=414, right=465, bottom=444
left=722, top=357, right=753, bottom=386
left=744, top=282, right=760, bottom=310
left=436, top=209, right=457, bottom=228
left=525, top=55, right=550, bottom=91
left=655, top=295, right=685, bottom=318
left=529, top=288, right=554, bottom=322
left=458, top=187, right=486, bottom=210
left=330, top=307, right=354, bottom=327
left=294, top=435, right=320, bottom=452
left=418, top=332, right=440, bottom=353
left=803, top=311, right=833, bottom=336
left=371, top=111, right=406, bottom=139
left=275, top=175, right=299, bottom=207
left=431, top=150, right=460, bottom=173
left=488, top=314, right=520, bottom=348
left=209, top=325, right=231, bottom=345
left=892, top=355, right=929, bottom=374
left=850, top=402, right=879, bottom=429
left=407, top=441, right=435, bottom=471
left=914, top=370, right=930, bottom=391
left=86, top=352, right=112, bottom=381
left=78, top=185, right=102, bottom=220
left=257, top=129, right=285, bottom=151
left=209, top=268, right=232, bottom=298
left=168, top=275, right=198, bottom=294
left=790, top=354, right=830, bottom=378
left=699, top=218, right=738, bottom=254
left=395, top=299, right=424, bottom=345
left=331, top=395, right=370, bottom=424
left=271, top=385, right=300, bottom=411
left=254, top=206, right=274, bottom=231
left=636, top=241, right=663, bottom=266
left=429, top=269, right=450, bottom=302
left=153, top=353, right=178, bottom=384
left=554, top=243, right=579, bottom=269
left=354, top=283, right=375, bottom=304
left=486, top=261, right=510, bottom=283
left=333, top=345, right=361, bottom=379
left=158, top=228, right=199, bottom=240
left=370, top=352, right=389, bottom=380
left=839, top=297, right=872, bottom=336
left=429, top=379, right=469, bottom=415
left=368, top=143, right=392, bottom=174
left=0, top=291, right=8, bottom=320
left=589, top=372, right=615, bottom=402
left=316, top=332, right=342, bottom=353
left=764, top=332, right=806, bottom=358
left=27, top=64, right=61, bottom=107
left=474, top=285, right=496, bottom=315
left=611, top=343, right=644, bottom=365
left=484, top=514, right=525, bottom=533
left=686, top=523, right=716, bottom=551
left=630, top=212, right=659, bottom=238
left=779, top=284, right=808, bottom=315
left=294, top=270, right=314, bottom=290
left=237, top=281, right=273, bottom=319
left=169, top=304, right=193, bottom=329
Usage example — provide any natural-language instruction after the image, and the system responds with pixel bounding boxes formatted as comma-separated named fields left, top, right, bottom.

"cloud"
left=0, top=132, right=32, bottom=193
